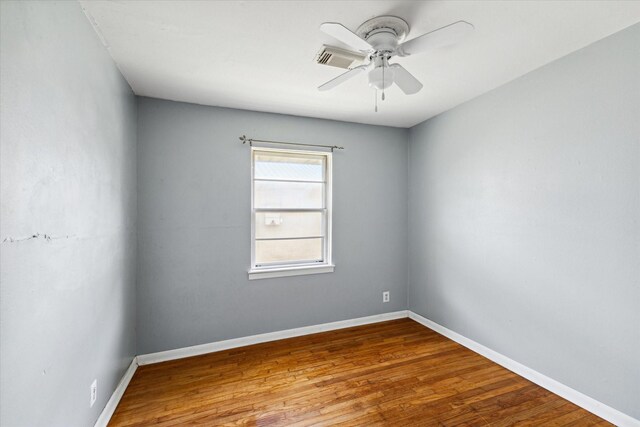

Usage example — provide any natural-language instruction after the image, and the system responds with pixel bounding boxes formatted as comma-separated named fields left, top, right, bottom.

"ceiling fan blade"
left=398, top=21, right=474, bottom=56
left=320, top=22, right=373, bottom=52
left=390, top=64, right=423, bottom=94
left=318, top=65, right=369, bottom=91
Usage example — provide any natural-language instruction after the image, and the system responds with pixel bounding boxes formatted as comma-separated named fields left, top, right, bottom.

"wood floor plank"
left=108, top=319, right=610, bottom=426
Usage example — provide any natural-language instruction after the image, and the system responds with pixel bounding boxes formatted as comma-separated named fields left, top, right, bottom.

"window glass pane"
left=254, top=152, right=324, bottom=182
left=255, top=181, right=323, bottom=209
left=256, top=238, right=323, bottom=265
left=255, top=211, right=323, bottom=239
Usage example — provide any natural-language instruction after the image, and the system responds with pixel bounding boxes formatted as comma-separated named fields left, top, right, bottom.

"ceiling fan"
left=318, top=16, right=474, bottom=97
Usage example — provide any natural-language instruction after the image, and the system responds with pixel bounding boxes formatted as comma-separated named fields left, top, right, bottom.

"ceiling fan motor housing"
left=365, top=29, right=400, bottom=52
left=356, top=15, right=409, bottom=54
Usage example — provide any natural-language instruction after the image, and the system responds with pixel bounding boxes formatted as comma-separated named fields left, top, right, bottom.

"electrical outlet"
left=90, top=379, right=97, bottom=407
left=383, top=291, right=390, bottom=303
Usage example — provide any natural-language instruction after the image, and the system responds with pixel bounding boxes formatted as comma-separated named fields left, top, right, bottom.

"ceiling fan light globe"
left=368, top=67, right=394, bottom=90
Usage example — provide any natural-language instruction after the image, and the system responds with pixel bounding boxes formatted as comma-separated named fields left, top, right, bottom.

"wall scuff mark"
left=2, top=233, right=72, bottom=243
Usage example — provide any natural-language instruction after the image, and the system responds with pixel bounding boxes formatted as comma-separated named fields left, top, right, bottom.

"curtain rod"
left=239, top=135, right=344, bottom=151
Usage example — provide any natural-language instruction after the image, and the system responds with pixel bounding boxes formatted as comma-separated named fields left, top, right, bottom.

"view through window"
left=250, top=148, right=332, bottom=276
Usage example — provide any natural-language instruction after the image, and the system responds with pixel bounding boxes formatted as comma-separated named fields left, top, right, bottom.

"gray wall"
left=2, top=1, right=636, bottom=423
left=408, top=24, right=639, bottom=418
left=137, top=97, right=408, bottom=354
left=0, top=2, right=137, bottom=426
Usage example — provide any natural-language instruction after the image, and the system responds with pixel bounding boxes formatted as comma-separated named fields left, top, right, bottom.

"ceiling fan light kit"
left=368, top=56, right=394, bottom=91
left=317, top=15, right=474, bottom=108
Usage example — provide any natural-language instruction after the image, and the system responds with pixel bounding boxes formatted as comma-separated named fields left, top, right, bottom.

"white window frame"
left=248, top=146, right=334, bottom=280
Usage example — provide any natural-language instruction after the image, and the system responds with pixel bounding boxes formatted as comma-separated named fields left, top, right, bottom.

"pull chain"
left=375, top=88, right=378, bottom=112
left=382, top=60, right=386, bottom=101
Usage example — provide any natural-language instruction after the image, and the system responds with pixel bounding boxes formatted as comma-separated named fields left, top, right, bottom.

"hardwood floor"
left=109, top=319, right=610, bottom=426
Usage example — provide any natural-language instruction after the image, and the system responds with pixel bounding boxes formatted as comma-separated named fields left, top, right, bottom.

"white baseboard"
left=408, top=311, right=640, bottom=427
left=137, top=310, right=409, bottom=365
left=94, top=357, right=138, bottom=427
left=96, top=311, right=638, bottom=427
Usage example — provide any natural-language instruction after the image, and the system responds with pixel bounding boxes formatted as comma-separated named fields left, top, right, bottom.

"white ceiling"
left=80, top=1, right=640, bottom=128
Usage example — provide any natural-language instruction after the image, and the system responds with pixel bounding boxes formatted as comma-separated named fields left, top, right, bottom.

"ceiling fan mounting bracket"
left=356, top=16, right=410, bottom=43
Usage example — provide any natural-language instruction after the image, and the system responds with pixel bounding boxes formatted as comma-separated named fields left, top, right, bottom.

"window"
left=249, top=147, right=333, bottom=280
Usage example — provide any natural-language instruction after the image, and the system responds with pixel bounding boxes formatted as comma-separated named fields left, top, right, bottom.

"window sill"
left=248, top=264, right=335, bottom=280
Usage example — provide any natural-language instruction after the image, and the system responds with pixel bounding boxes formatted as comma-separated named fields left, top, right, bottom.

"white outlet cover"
left=90, top=379, right=97, bottom=407
left=383, top=291, right=390, bottom=302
